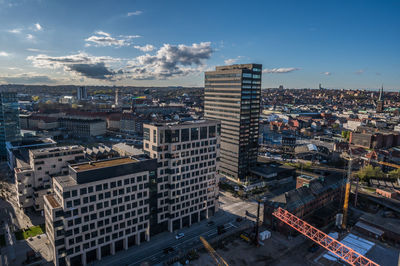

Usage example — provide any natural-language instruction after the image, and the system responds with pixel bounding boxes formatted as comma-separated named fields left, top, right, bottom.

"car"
left=163, top=247, right=174, bottom=254
left=207, top=221, right=215, bottom=226
left=175, top=233, right=185, bottom=240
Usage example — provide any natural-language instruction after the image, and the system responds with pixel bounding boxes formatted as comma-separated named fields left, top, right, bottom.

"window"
left=200, top=127, right=208, bottom=139
left=80, top=188, right=87, bottom=195
left=209, top=126, right=216, bottom=138
left=242, top=73, right=252, bottom=78
left=181, top=128, right=189, bottom=142
left=191, top=127, right=199, bottom=140
left=143, top=128, right=150, bottom=141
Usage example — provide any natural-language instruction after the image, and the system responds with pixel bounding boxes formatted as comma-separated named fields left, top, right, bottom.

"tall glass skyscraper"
left=204, top=64, right=262, bottom=182
left=0, top=92, right=20, bottom=157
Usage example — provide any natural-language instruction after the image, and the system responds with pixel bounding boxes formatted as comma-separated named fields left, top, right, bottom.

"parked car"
left=175, top=233, right=185, bottom=240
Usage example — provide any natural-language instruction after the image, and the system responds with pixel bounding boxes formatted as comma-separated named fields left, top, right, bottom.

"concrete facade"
left=143, top=120, right=220, bottom=232
left=44, top=157, right=157, bottom=266
left=15, top=145, right=85, bottom=211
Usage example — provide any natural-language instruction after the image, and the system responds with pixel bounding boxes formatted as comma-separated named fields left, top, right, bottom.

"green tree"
left=388, top=168, right=400, bottom=179
left=341, top=130, right=350, bottom=141
left=355, top=165, right=384, bottom=181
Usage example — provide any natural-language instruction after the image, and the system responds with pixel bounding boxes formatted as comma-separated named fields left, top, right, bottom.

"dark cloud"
left=67, top=62, right=115, bottom=80
left=0, top=74, right=57, bottom=84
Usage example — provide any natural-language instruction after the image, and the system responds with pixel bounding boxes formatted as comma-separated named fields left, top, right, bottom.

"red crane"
left=272, top=207, right=379, bottom=266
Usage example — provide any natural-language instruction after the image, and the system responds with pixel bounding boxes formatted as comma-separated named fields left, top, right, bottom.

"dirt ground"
left=191, top=229, right=313, bottom=266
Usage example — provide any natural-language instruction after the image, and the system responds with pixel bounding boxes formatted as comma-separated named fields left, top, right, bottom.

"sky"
left=0, top=0, right=399, bottom=90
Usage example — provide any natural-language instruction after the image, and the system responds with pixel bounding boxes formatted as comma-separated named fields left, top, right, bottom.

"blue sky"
left=0, top=0, right=399, bottom=90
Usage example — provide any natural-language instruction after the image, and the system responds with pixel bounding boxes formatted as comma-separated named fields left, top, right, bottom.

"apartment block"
left=204, top=64, right=262, bottom=182
left=15, top=145, right=85, bottom=211
left=143, top=120, right=220, bottom=233
left=44, top=157, right=157, bottom=266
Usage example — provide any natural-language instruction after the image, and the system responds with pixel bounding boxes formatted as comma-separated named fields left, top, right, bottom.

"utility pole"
left=254, top=200, right=261, bottom=246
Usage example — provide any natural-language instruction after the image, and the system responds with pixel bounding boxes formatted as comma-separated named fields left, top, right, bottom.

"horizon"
left=0, top=0, right=399, bottom=90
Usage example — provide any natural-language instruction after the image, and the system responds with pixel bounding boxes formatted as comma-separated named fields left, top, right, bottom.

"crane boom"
left=272, top=207, right=379, bottom=266
left=200, top=236, right=229, bottom=266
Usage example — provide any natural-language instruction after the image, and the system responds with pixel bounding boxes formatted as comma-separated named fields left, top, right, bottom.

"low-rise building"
left=264, top=174, right=345, bottom=231
left=44, top=157, right=157, bottom=266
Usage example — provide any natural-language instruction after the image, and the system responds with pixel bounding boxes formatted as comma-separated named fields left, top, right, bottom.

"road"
left=95, top=192, right=259, bottom=266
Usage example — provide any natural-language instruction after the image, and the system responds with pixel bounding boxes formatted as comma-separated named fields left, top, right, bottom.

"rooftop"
left=54, top=175, right=77, bottom=188
left=30, top=145, right=83, bottom=155
left=45, top=195, right=60, bottom=208
left=71, top=157, right=138, bottom=172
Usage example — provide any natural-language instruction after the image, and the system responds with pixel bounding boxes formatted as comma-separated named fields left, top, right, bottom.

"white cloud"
left=8, top=67, right=23, bottom=71
left=26, top=48, right=47, bottom=53
left=127, top=42, right=213, bottom=79
left=8, top=28, right=21, bottom=34
left=224, top=56, right=243, bottom=65
left=355, top=69, right=364, bottom=75
left=85, top=31, right=140, bottom=47
left=263, top=67, right=300, bottom=73
left=0, top=51, right=10, bottom=57
left=134, top=44, right=155, bottom=52
left=26, top=34, right=34, bottom=41
left=34, top=23, right=42, bottom=31
left=127, top=11, right=142, bottom=16
left=322, top=71, right=331, bottom=76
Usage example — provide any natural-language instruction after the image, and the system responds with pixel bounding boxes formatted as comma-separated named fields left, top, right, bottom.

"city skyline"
left=0, top=0, right=399, bottom=90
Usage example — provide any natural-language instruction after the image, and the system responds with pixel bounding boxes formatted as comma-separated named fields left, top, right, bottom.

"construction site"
left=191, top=157, right=400, bottom=266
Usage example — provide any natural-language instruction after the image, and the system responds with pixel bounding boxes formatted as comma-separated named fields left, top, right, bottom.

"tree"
left=355, top=165, right=384, bottom=181
left=388, top=168, right=400, bottom=179
left=341, top=130, right=350, bottom=141
left=32, top=96, right=40, bottom=101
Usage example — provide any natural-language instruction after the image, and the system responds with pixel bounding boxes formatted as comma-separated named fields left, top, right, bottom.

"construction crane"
left=200, top=236, right=229, bottom=266
left=374, top=160, right=400, bottom=169
left=342, top=151, right=352, bottom=229
left=272, top=207, right=379, bottom=266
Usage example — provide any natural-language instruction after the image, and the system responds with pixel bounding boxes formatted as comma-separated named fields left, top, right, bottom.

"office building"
left=15, top=145, right=85, bottom=211
left=44, top=157, right=157, bottom=266
left=59, top=118, right=106, bottom=137
left=0, top=92, right=21, bottom=158
left=143, top=120, right=220, bottom=233
left=77, top=87, right=88, bottom=100
left=204, top=64, right=262, bottom=182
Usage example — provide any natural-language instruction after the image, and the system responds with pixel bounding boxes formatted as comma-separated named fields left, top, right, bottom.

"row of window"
left=63, top=175, right=148, bottom=199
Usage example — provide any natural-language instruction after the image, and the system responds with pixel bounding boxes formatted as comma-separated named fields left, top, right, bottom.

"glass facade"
left=204, top=64, right=262, bottom=181
left=0, top=92, right=20, bottom=157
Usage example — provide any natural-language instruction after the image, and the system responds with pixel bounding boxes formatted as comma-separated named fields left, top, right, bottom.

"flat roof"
left=31, top=145, right=82, bottom=155
left=54, top=175, right=77, bottom=188
left=72, top=157, right=138, bottom=172
left=45, top=195, right=60, bottom=208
